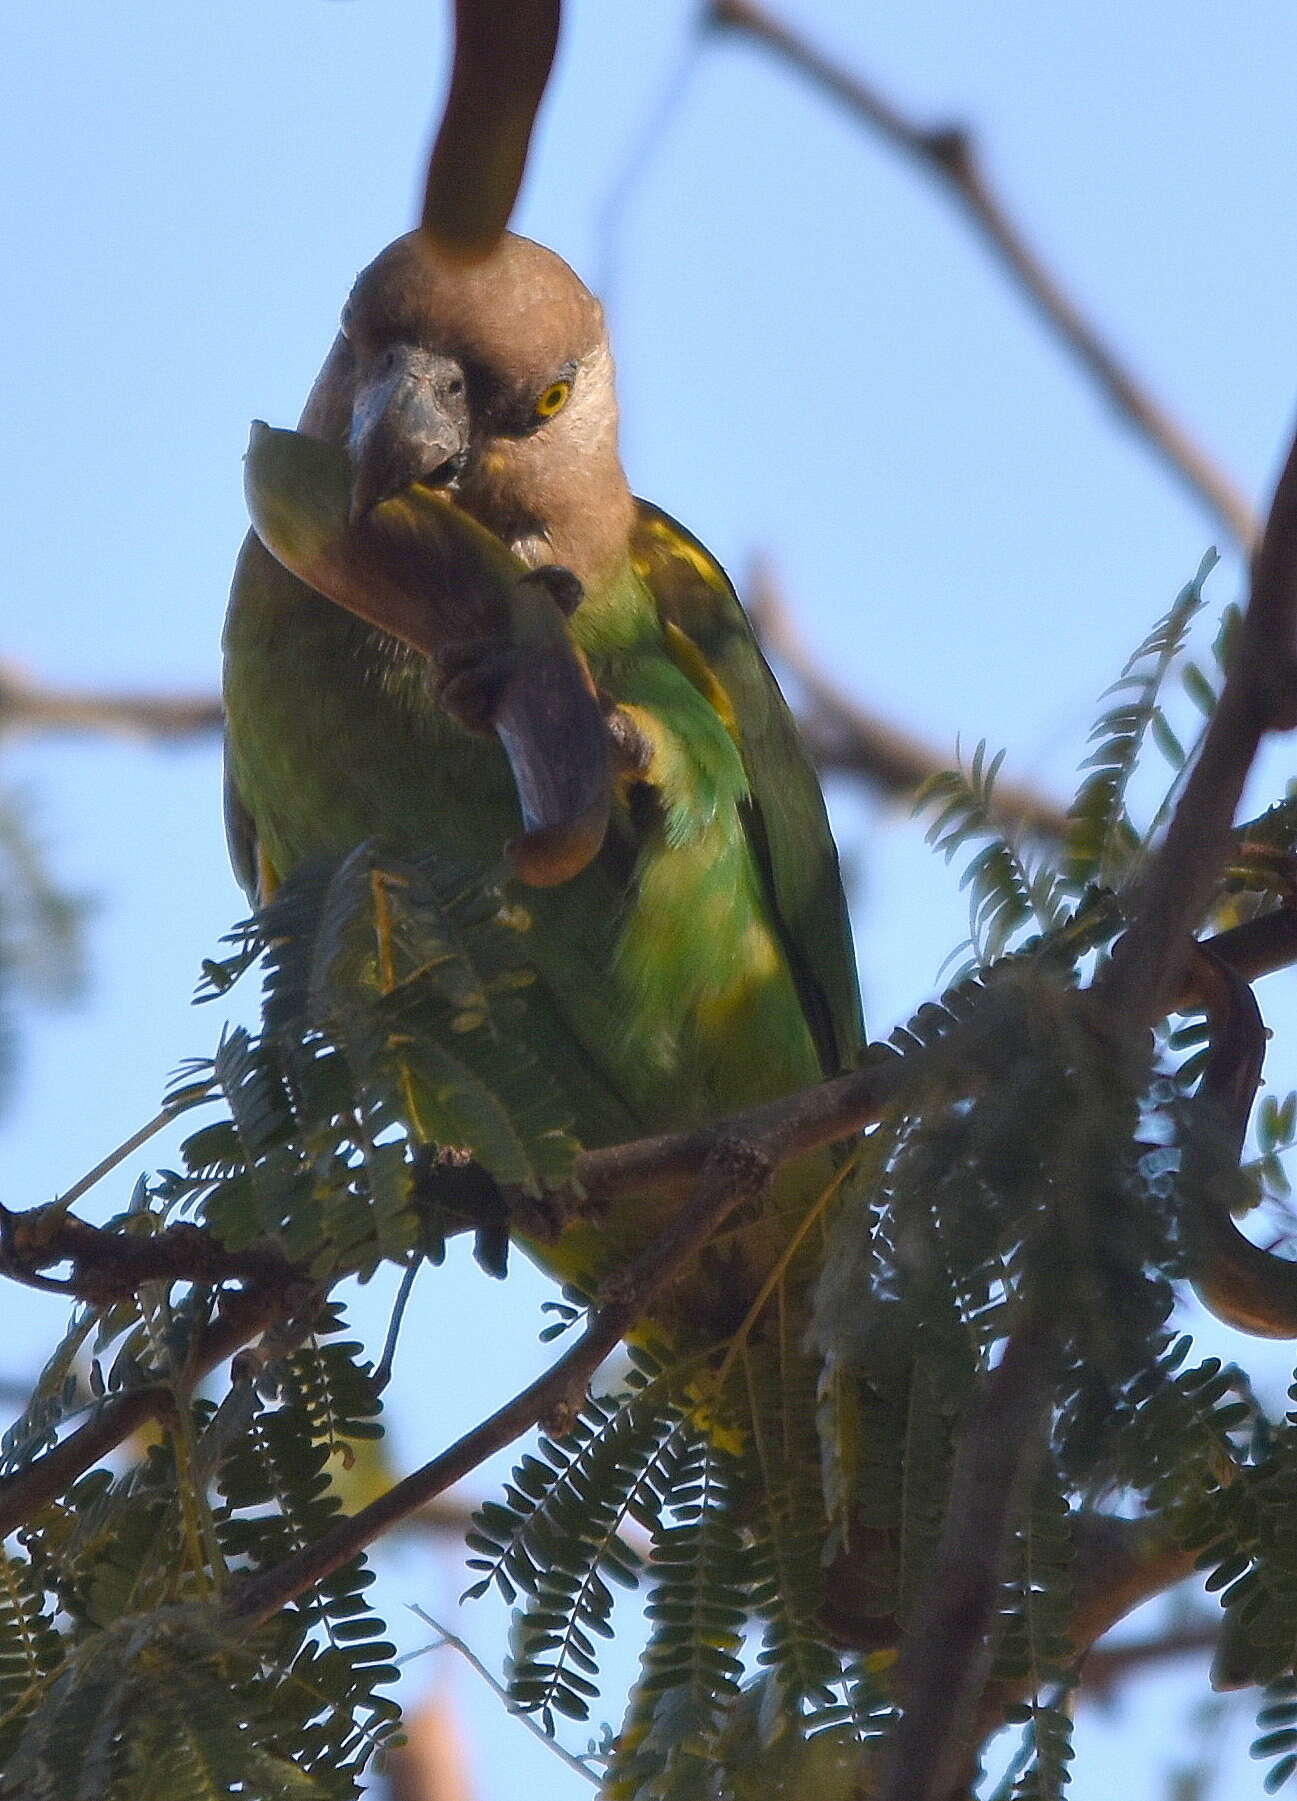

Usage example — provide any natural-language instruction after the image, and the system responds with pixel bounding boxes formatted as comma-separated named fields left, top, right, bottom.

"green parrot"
left=223, top=228, right=863, bottom=1354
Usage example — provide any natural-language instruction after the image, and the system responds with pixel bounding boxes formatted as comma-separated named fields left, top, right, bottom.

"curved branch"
left=1100, top=420, right=1297, bottom=1030
left=709, top=0, right=1258, bottom=551
left=746, top=561, right=1071, bottom=839
left=420, top=0, right=562, bottom=260
left=972, top=1513, right=1202, bottom=1735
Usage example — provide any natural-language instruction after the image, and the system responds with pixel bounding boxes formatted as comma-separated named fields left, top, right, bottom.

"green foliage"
left=1065, top=549, right=1216, bottom=890
left=0, top=850, right=578, bottom=1796
left=742, top=1339, right=844, bottom=1730
left=1255, top=1677, right=1297, bottom=1793
left=0, top=1305, right=399, bottom=1799
left=175, top=848, right=579, bottom=1282
left=0, top=1605, right=329, bottom=1801
left=0, top=1548, right=63, bottom=1768
left=607, top=1430, right=750, bottom=1799
left=918, top=742, right=1069, bottom=972
left=14, top=557, right=1297, bottom=1800
left=467, top=1354, right=670, bottom=1729
left=994, top=1472, right=1076, bottom=1801
left=917, top=554, right=1223, bottom=992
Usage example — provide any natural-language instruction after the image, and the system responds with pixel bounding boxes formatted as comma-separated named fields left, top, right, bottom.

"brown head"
left=300, top=231, right=635, bottom=590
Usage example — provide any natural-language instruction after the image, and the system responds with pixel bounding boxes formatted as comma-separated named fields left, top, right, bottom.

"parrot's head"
left=300, top=230, right=636, bottom=590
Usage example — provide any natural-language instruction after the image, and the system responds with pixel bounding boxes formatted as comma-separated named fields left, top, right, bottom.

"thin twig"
left=0, top=661, right=223, bottom=742
left=1100, top=420, right=1297, bottom=1030
left=708, top=0, right=1258, bottom=551
left=406, top=1608, right=600, bottom=1787
left=223, top=1136, right=778, bottom=1628
left=0, top=1283, right=281, bottom=1538
left=374, top=1257, right=423, bottom=1392
left=51, top=1096, right=210, bottom=1218
left=1080, top=1617, right=1219, bottom=1701
left=746, top=560, right=1071, bottom=839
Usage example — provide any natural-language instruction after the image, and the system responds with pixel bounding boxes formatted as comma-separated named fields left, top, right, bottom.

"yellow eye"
left=534, top=379, right=571, bottom=419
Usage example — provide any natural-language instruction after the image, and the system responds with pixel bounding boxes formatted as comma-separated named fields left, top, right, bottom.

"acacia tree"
left=4, top=6, right=1297, bottom=1799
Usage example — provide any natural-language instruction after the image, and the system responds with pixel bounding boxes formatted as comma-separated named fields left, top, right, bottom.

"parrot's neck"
left=456, top=467, right=652, bottom=660
left=470, top=479, right=637, bottom=601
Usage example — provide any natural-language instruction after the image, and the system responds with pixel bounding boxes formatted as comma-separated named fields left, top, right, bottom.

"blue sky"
left=5, top=2, right=1297, bottom=1794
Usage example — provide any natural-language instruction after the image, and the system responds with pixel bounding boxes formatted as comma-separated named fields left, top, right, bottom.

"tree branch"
left=0, top=660, right=223, bottom=742
left=0, top=1281, right=283, bottom=1538
left=1080, top=1616, right=1218, bottom=1702
left=746, top=560, right=1071, bottom=839
left=223, top=1134, right=779, bottom=1628
left=878, top=1316, right=1057, bottom=1801
left=1100, top=419, right=1297, bottom=1031
left=0, top=1205, right=301, bottom=1305
left=420, top=0, right=561, bottom=260
left=708, top=0, right=1258, bottom=551
left=872, top=415, right=1297, bottom=1791
left=0, top=894, right=1291, bottom=1539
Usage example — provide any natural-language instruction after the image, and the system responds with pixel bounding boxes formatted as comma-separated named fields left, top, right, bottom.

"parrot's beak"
left=347, top=345, right=470, bottom=521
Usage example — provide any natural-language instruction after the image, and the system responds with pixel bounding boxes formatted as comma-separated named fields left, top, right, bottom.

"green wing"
left=631, top=499, right=863, bottom=1076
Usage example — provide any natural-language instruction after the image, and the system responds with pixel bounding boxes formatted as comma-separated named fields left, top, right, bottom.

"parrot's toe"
left=431, top=638, right=517, bottom=734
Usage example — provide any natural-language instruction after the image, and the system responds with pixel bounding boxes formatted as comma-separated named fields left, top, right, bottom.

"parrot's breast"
left=223, top=534, right=838, bottom=1331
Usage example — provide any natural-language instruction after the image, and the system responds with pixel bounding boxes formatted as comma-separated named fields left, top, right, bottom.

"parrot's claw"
left=410, top=1147, right=512, bottom=1278
left=431, top=560, right=584, bottom=733
left=518, top=562, right=584, bottom=617
left=431, top=637, right=517, bottom=734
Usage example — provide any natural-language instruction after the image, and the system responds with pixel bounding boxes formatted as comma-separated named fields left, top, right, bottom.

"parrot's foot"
left=518, top=562, right=583, bottom=617
left=431, top=637, right=518, bottom=735
left=431, top=567, right=586, bottom=734
left=410, top=1146, right=512, bottom=1277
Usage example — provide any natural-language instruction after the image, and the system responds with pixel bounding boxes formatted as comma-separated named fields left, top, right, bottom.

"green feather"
left=227, top=474, right=860, bottom=1326
left=631, top=499, right=862, bottom=1076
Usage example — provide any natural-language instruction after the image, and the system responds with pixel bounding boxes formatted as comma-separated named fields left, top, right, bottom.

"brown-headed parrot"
left=223, top=224, right=861, bottom=1416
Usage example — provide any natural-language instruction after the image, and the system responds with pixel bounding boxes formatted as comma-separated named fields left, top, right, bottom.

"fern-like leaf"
left=1065, top=549, right=1216, bottom=889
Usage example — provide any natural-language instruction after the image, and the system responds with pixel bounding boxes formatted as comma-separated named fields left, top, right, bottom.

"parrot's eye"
left=533, top=379, right=572, bottom=421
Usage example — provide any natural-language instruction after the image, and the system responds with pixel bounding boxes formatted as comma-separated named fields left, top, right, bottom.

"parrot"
left=222, top=228, right=863, bottom=1355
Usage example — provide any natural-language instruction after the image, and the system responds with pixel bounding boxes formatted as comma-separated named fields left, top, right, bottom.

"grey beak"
left=347, top=345, right=470, bottom=520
